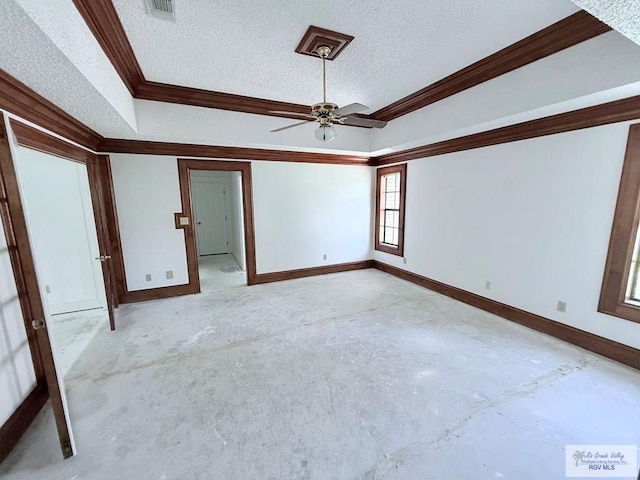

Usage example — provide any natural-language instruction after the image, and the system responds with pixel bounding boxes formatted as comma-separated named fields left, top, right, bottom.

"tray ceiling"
left=111, top=0, right=579, bottom=112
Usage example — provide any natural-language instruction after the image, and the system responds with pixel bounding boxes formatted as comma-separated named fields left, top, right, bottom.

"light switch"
left=179, top=216, right=190, bottom=226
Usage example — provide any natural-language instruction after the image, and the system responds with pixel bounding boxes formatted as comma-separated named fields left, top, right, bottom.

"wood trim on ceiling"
left=0, top=69, right=102, bottom=151
left=9, top=120, right=93, bottom=163
left=252, top=260, right=374, bottom=285
left=99, top=139, right=372, bottom=166
left=295, top=25, right=354, bottom=61
left=373, top=95, right=640, bottom=165
left=71, top=0, right=144, bottom=95
left=370, top=11, right=612, bottom=122
left=72, top=1, right=611, bottom=124
left=0, top=383, right=48, bottom=463
left=134, top=81, right=311, bottom=119
left=373, top=261, right=640, bottom=371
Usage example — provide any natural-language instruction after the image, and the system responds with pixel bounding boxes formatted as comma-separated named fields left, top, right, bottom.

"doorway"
left=14, top=147, right=108, bottom=377
left=177, top=159, right=257, bottom=291
left=190, top=170, right=246, bottom=291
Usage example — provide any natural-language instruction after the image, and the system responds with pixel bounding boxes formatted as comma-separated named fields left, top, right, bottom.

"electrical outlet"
left=557, top=301, right=567, bottom=313
left=485, top=280, right=491, bottom=290
left=403, top=257, right=407, bottom=264
left=166, top=270, right=173, bottom=280
left=45, top=285, right=51, bottom=294
left=145, top=274, right=152, bottom=282
left=322, top=253, right=327, bottom=260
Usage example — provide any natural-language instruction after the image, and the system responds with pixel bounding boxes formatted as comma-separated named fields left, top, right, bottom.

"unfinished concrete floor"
left=198, top=253, right=246, bottom=291
left=1, top=269, right=639, bottom=479
left=49, top=309, right=108, bottom=377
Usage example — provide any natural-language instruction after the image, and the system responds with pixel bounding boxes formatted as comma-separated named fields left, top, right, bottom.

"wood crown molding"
left=99, top=138, right=372, bottom=166
left=10, top=120, right=93, bottom=163
left=71, top=1, right=611, bottom=124
left=370, top=11, right=612, bottom=122
left=373, top=261, right=640, bottom=371
left=0, top=69, right=102, bottom=151
left=134, top=81, right=311, bottom=119
left=71, top=0, right=144, bottom=95
left=373, top=95, right=640, bottom=165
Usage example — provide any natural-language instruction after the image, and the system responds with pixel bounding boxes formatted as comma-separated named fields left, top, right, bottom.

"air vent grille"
left=146, top=0, right=175, bottom=21
left=151, top=0, right=172, bottom=13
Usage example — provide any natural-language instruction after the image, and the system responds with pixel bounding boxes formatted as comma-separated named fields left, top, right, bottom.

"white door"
left=192, top=179, right=230, bottom=255
left=14, top=148, right=107, bottom=315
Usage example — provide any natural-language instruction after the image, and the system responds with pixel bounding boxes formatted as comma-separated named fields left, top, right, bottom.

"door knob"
left=197, top=222, right=202, bottom=225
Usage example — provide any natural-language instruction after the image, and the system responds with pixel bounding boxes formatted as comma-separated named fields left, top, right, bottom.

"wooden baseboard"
left=252, top=260, right=374, bottom=285
left=373, top=261, right=640, bottom=370
left=0, top=382, right=48, bottom=463
left=119, top=283, right=200, bottom=304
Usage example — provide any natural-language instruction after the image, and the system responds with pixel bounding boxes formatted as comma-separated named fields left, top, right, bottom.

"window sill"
left=375, top=243, right=404, bottom=257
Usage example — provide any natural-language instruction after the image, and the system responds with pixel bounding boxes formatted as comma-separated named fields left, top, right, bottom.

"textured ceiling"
left=572, top=0, right=640, bottom=46
left=0, top=0, right=137, bottom=138
left=112, top=0, right=579, bottom=111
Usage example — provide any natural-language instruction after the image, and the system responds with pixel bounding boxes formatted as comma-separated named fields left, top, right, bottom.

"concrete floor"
left=198, top=253, right=246, bottom=291
left=1, top=269, right=639, bottom=479
left=49, top=309, right=108, bottom=377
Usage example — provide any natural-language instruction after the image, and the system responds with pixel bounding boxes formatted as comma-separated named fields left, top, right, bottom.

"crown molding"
left=372, top=95, right=640, bottom=165
left=370, top=11, right=612, bottom=122
left=71, top=0, right=144, bottom=95
left=9, top=120, right=93, bottom=162
left=134, top=81, right=311, bottom=118
left=71, top=2, right=611, bottom=124
left=0, top=69, right=103, bottom=151
left=98, top=138, right=372, bottom=166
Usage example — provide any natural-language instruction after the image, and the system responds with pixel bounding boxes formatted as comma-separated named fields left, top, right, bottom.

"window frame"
left=375, top=163, right=407, bottom=257
left=599, top=123, right=640, bottom=324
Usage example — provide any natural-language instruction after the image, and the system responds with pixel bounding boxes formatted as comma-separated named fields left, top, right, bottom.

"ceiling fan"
left=270, top=45, right=387, bottom=142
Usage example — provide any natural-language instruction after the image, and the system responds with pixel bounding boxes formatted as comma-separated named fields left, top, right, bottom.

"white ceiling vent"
left=145, top=0, right=176, bottom=22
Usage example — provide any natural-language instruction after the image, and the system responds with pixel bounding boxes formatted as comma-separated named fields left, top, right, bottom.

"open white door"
left=0, top=114, right=75, bottom=458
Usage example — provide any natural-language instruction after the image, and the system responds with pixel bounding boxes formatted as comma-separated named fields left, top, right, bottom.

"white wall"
left=373, top=122, right=640, bottom=349
left=229, top=171, right=246, bottom=270
left=110, top=154, right=189, bottom=291
left=109, top=155, right=373, bottom=286
left=0, top=211, right=37, bottom=426
left=15, top=148, right=106, bottom=314
left=252, top=161, right=372, bottom=273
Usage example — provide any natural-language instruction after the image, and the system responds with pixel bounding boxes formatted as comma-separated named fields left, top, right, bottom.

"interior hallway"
left=198, top=253, right=246, bottom=292
left=1, top=269, right=638, bottom=479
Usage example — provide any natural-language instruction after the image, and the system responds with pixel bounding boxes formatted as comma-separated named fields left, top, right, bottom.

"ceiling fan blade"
left=270, top=119, right=314, bottom=133
left=269, top=110, right=315, bottom=119
left=334, top=103, right=369, bottom=117
left=340, top=117, right=387, bottom=128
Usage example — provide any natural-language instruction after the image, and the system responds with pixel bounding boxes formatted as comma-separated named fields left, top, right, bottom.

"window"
left=599, top=123, right=640, bottom=323
left=375, top=163, right=407, bottom=256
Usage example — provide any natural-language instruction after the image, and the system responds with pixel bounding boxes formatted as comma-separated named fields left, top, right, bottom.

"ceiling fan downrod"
left=317, top=46, right=331, bottom=104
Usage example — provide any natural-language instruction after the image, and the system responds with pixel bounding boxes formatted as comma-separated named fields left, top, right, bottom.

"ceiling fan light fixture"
left=315, top=124, right=337, bottom=143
